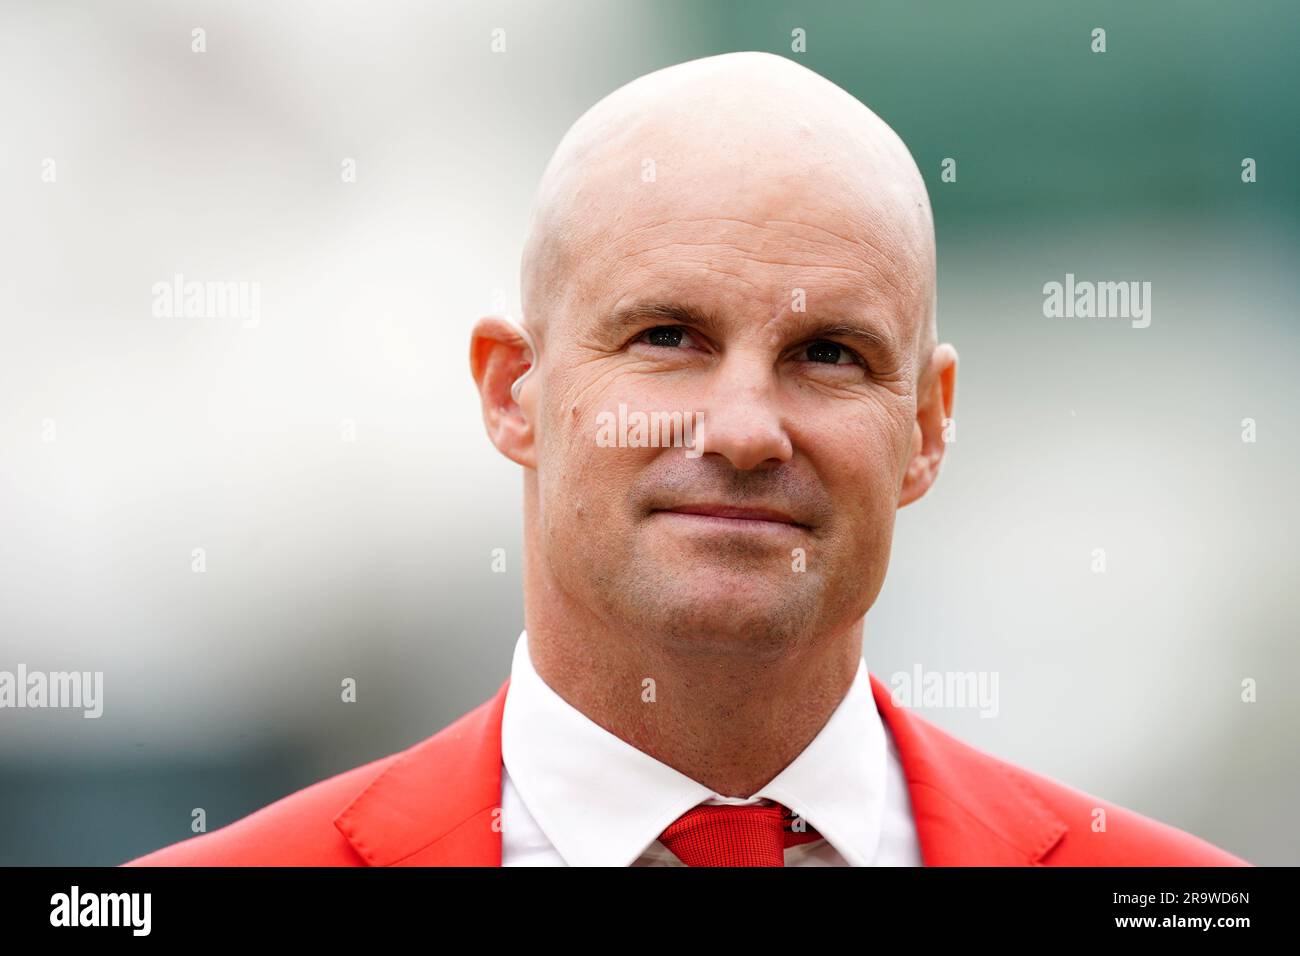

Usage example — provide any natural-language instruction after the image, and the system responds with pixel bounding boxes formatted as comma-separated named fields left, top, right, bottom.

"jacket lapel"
left=868, top=672, right=1067, bottom=865
left=335, top=671, right=1067, bottom=866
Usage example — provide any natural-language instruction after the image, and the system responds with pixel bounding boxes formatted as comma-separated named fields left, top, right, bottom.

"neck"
left=522, top=575, right=864, bottom=798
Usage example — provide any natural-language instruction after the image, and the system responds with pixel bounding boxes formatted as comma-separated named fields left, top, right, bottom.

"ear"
left=469, top=315, right=537, bottom=469
left=898, top=343, right=957, bottom=508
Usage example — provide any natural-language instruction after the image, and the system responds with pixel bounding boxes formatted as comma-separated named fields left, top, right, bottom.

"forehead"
left=529, top=91, right=935, bottom=359
left=523, top=60, right=936, bottom=353
left=560, top=181, right=926, bottom=354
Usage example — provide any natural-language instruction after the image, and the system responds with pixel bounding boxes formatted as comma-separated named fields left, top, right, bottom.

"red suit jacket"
left=123, top=672, right=1248, bottom=866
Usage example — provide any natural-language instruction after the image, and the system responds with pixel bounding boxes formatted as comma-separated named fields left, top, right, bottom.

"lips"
left=652, top=503, right=807, bottom=528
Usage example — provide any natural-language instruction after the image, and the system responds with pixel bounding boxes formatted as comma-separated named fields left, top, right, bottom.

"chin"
left=622, top=571, right=821, bottom=653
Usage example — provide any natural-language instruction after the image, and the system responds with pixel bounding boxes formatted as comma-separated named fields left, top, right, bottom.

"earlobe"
left=469, top=316, right=538, bottom=469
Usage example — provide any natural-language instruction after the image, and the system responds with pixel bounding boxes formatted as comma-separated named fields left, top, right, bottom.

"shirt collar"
left=500, top=630, right=888, bottom=866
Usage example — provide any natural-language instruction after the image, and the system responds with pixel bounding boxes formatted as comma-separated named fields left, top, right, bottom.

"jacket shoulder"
left=871, top=673, right=1248, bottom=866
left=120, top=751, right=399, bottom=866
left=1010, top=759, right=1250, bottom=866
left=121, top=693, right=498, bottom=867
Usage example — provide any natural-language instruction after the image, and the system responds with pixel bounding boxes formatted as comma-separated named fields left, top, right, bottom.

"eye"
left=803, top=339, right=863, bottom=366
left=636, top=325, right=698, bottom=349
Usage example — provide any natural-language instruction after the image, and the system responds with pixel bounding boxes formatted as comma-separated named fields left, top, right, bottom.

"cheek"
left=812, top=428, right=902, bottom=613
left=808, top=406, right=912, bottom=538
left=826, top=448, right=895, bottom=539
left=535, top=381, right=647, bottom=538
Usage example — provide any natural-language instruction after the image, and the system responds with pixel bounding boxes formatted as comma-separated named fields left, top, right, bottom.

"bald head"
left=520, top=51, right=937, bottom=370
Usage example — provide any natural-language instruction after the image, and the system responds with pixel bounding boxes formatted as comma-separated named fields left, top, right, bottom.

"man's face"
left=527, top=157, right=930, bottom=656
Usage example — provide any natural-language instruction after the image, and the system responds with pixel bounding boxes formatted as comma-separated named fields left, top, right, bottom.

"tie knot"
left=658, top=802, right=820, bottom=867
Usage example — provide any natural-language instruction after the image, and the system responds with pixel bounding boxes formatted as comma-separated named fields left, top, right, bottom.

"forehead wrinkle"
left=599, top=212, right=920, bottom=318
left=608, top=215, right=868, bottom=253
left=604, top=247, right=914, bottom=336
left=603, top=203, right=910, bottom=265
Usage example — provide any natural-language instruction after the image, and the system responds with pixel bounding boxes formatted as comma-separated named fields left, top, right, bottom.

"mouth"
left=649, top=503, right=810, bottom=531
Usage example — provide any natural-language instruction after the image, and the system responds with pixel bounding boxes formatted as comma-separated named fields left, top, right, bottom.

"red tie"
left=658, top=801, right=822, bottom=866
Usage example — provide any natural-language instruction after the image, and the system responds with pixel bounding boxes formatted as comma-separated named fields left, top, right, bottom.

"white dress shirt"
left=500, top=630, right=922, bottom=866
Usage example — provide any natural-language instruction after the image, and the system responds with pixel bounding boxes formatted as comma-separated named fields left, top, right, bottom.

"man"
left=124, top=52, right=1246, bottom=867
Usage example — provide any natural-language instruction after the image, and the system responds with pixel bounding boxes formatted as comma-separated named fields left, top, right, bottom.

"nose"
left=694, top=351, right=793, bottom=470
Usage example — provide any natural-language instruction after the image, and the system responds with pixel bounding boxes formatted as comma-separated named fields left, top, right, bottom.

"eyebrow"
left=606, top=302, right=721, bottom=334
left=604, top=301, right=897, bottom=357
